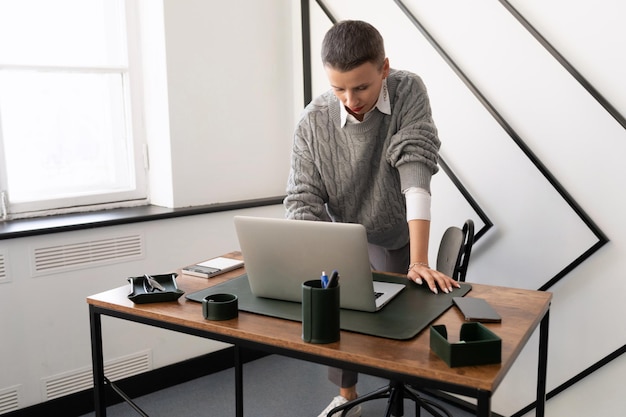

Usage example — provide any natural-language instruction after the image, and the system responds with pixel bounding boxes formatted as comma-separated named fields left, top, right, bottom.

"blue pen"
left=321, top=271, right=329, bottom=288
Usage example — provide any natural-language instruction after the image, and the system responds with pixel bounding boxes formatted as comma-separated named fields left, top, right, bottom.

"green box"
left=430, top=323, right=501, bottom=367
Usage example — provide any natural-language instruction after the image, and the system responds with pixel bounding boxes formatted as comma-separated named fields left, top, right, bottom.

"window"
left=0, top=0, right=146, bottom=219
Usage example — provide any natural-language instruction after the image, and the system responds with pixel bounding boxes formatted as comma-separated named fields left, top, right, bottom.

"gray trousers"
left=328, top=242, right=410, bottom=388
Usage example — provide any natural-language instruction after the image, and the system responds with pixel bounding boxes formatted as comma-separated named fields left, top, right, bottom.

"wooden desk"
left=88, top=252, right=551, bottom=417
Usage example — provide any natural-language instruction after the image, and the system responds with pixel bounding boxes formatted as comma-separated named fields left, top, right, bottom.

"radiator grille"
left=0, top=386, right=19, bottom=414
left=32, top=234, right=143, bottom=275
left=0, top=251, right=7, bottom=283
left=44, top=350, right=151, bottom=400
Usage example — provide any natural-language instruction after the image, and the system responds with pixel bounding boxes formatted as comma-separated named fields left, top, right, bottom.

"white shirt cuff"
left=404, top=187, right=431, bottom=221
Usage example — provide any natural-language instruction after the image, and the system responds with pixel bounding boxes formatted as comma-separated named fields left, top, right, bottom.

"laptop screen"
left=233, top=216, right=404, bottom=312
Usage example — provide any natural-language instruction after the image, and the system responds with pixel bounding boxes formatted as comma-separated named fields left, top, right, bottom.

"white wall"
left=1, top=0, right=625, bottom=415
left=0, top=0, right=295, bottom=412
left=141, top=0, right=295, bottom=208
left=306, top=1, right=625, bottom=416
left=0, top=205, right=286, bottom=411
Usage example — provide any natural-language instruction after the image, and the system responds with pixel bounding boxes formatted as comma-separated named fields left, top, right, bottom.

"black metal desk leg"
left=536, top=309, right=550, bottom=417
left=476, top=390, right=491, bottom=417
left=89, top=305, right=106, bottom=417
left=235, top=345, right=243, bottom=417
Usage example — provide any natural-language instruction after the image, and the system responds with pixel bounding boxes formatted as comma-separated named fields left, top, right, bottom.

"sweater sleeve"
left=385, top=72, right=440, bottom=193
left=284, top=116, right=331, bottom=222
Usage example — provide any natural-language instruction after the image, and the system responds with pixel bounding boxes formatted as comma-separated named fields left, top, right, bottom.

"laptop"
left=233, top=216, right=405, bottom=312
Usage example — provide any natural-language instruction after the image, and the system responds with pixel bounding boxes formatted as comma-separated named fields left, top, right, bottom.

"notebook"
left=232, top=216, right=405, bottom=312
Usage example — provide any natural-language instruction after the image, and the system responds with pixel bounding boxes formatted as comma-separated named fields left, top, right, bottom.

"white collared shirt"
left=340, top=78, right=391, bottom=127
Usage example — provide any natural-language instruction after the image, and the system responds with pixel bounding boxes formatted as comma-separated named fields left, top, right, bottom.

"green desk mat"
left=186, top=273, right=471, bottom=340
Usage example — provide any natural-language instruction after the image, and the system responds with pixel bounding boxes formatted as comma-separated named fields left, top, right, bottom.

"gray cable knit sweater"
left=284, top=69, right=440, bottom=249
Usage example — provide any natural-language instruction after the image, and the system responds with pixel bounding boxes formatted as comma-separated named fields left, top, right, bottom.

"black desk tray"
left=127, top=273, right=184, bottom=304
left=430, top=322, right=502, bottom=367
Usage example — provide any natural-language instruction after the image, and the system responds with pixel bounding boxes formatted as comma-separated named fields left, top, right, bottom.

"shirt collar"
left=340, top=78, right=391, bottom=127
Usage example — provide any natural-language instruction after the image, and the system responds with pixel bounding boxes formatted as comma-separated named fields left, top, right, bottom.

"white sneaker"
left=317, top=395, right=362, bottom=417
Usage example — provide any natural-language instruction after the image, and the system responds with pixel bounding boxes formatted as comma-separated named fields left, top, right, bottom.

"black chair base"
left=327, top=380, right=453, bottom=417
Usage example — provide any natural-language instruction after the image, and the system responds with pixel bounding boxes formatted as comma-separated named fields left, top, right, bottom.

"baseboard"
left=5, top=347, right=268, bottom=417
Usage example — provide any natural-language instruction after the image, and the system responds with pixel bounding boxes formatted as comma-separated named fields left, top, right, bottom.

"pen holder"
left=302, top=280, right=340, bottom=344
left=202, top=293, right=238, bottom=321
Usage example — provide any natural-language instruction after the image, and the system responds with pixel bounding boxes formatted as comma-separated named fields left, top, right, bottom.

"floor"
left=80, top=354, right=476, bottom=417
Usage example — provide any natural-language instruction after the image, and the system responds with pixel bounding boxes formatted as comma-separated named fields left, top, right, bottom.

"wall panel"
left=306, top=1, right=623, bottom=415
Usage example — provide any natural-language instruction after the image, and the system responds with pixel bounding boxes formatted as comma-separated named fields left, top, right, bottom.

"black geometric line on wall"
left=510, top=343, right=626, bottom=417
left=438, top=158, right=493, bottom=242
left=393, top=0, right=609, bottom=293
left=300, top=0, right=313, bottom=107
left=493, top=3, right=626, bottom=416
left=499, top=0, right=626, bottom=131
left=302, top=0, right=494, bottom=242
left=303, top=4, right=613, bottom=416
left=303, top=2, right=613, bottom=416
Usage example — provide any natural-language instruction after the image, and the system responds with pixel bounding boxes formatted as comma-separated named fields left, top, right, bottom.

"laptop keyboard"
left=374, top=292, right=383, bottom=299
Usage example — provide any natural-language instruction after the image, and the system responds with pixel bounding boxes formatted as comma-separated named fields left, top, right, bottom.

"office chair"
left=436, top=219, right=474, bottom=282
left=328, top=219, right=475, bottom=417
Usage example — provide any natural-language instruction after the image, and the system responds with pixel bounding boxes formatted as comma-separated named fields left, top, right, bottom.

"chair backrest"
left=435, top=219, right=475, bottom=282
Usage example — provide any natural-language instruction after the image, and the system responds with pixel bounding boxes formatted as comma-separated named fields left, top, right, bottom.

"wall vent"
left=0, top=385, right=19, bottom=415
left=32, top=234, right=144, bottom=276
left=43, top=350, right=151, bottom=400
left=0, top=250, right=7, bottom=283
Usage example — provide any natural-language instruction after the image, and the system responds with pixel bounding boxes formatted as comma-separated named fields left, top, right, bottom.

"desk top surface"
left=87, top=252, right=552, bottom=393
